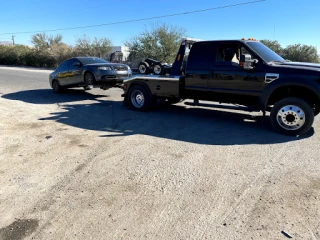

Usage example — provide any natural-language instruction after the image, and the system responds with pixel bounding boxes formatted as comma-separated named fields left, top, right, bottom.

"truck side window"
left=216, top=44, right=240, bottom=66
left=241, top=47, right=253, bottom=58
left=187, top=42, right=215, bottom=69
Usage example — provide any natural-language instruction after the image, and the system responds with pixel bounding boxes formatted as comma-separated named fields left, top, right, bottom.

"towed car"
left=49, top=57, right=132, bottom=93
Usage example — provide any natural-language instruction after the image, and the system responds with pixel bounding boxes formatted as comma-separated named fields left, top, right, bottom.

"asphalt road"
left=1, top=66, right=320, bottom=240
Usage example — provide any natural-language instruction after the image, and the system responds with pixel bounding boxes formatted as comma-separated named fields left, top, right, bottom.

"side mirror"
left=239, top=54, right=258, bottom=70
left=73, top=62, right=81, bottom=67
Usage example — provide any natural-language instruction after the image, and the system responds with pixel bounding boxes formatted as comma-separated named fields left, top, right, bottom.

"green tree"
left=50, top=43, right=73, bottom=63
left=125, top=23, right=187, bottom=64
left=31, top=33, right=63, bottom=50
left=282, top=44, right=320, bottom=63
left=260, top=40, right=283, bottom=55
left=75, top=35, right=112, bottom=58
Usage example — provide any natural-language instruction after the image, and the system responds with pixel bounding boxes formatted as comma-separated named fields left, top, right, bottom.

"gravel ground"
left=0, top=67, right=320, bottom=240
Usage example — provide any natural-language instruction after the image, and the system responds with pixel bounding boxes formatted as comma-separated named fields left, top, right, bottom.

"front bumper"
left=95, top=70, right=132, bottom=82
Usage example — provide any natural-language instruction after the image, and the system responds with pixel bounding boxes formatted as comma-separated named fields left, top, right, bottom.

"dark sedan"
left=49, top=57, right=132, bottom=93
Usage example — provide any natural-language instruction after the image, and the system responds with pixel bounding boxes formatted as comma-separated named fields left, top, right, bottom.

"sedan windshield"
left=78, top=57, right=109, bottom=65
left=246, top=41, right=284, bottom=63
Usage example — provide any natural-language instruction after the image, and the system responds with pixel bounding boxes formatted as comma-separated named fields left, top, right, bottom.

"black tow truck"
left=122, top=38, right=320, bottom=135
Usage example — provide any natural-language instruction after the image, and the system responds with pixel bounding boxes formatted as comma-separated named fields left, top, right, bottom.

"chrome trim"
left=276, top=105, right=305, bottom=131
left=265, top=73, right=279, bottom=83
left=124, top=75, right=179, bottom=83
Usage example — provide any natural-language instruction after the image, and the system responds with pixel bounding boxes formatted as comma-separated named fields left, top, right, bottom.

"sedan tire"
left=52, top=80, right=63, bottom=93
left=84, top=72, right=95, bottom=86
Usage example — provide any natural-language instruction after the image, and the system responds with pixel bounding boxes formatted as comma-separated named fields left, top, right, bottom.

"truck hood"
left=272, top=61, right=320, bottom=71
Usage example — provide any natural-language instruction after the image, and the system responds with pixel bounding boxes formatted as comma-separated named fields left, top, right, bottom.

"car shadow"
left=1, top=89, right=107, bottom=104
left=36, top=98, right=313, bottom=146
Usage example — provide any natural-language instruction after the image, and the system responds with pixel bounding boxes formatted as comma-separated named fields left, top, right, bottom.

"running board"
left=184, top=100, right=261, bottom=112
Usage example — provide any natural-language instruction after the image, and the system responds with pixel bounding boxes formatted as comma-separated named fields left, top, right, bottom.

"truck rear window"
left=187, top=42, right=215, bottom=69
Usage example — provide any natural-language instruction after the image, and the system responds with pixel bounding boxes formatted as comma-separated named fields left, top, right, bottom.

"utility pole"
left=12, top=35, right=15, bottom=45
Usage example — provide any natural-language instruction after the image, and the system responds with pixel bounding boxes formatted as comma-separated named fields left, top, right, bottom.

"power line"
left=0, top=0, right=266, bottom=36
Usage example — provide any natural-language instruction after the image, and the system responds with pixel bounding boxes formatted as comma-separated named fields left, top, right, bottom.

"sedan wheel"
left=52, top=80, right=62, bottom=93
left=84, top=72, right=95, bottom=86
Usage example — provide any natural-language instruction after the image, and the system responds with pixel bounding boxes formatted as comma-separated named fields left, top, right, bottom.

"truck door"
left=208, top=43, right=265, bottom=96
left=184, top=42, right=215, bottom=98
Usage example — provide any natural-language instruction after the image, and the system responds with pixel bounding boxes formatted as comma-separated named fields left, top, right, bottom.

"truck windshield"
left=246, top=41, right=284, bottom=63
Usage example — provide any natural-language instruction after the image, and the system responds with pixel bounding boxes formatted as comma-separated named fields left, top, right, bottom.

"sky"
left=0, top=0, right=319, bottom=50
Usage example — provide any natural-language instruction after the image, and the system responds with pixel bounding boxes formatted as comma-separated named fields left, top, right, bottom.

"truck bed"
left=124, top=74, right=181, bottom=98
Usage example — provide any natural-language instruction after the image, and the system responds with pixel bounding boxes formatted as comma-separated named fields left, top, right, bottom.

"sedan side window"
left=57, top=61, right=68, bottom=72
left=68, top=59, right=81, bottom=69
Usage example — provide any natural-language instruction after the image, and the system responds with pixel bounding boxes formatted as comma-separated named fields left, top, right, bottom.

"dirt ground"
left=0, top=67, right=320, bottom=240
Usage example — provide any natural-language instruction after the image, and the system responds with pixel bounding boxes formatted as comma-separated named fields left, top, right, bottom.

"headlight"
left=128, top=67, right=132, bottom=75
left=98, top=66, right=112, bottom=71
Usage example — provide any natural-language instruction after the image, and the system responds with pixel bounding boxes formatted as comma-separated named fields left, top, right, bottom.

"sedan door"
left=56, top=60, right=70, bottom=86
left=68, top=59, right=83, bottom=84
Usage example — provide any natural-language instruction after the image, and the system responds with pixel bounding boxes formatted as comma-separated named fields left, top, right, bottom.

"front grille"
left=113, top=66, right=128, bottom=71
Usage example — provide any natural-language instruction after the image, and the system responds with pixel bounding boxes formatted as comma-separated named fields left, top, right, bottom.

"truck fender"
left=259, top=78, right=320, bottom=111
left=125, top=82, right=154, bottom=101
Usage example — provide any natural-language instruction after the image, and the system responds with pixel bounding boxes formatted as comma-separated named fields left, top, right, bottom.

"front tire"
left=270, top=97, right=314, bottom=135
left=84, top=72, right=95, bottom=86
left=128, top=85, right=152, bottom=111
left=52, top=80, right=62, bottom=93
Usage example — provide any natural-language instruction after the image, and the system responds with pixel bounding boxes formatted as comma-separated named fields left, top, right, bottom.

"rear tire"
left=52, top=80, right=62, bottom=93
left=128, top=85, right=152, bottom=111
left=270, top=97, right=314, bottom=135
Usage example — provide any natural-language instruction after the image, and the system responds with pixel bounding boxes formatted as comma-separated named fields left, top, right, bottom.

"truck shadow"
left=37, top=98, right=313, bottom=145
left=1, top=89, right=107, bottom=104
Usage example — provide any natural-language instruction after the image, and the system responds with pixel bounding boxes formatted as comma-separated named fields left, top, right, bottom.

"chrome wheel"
left=131, top=90, right=145, bottom=108
left=276, top=105, right=305, bottom=131
left=139, top=64, right=147, bottom=74
left=153, top=65, right=162, bottom=75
